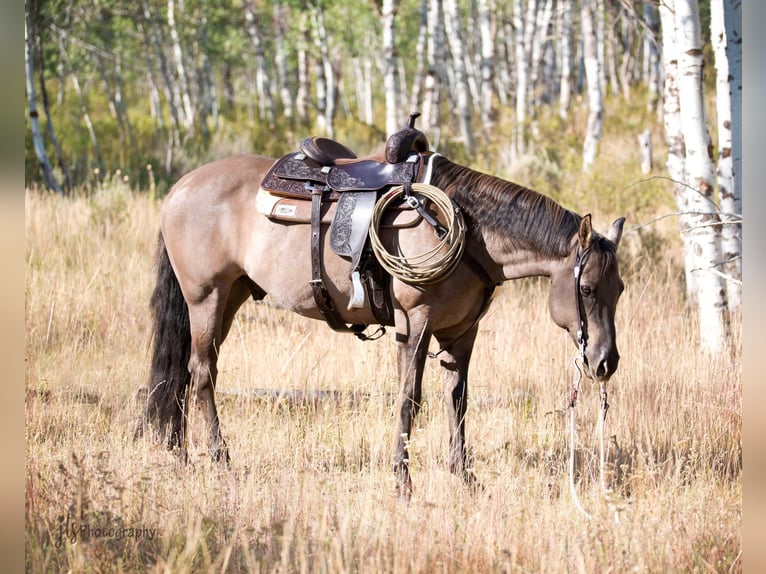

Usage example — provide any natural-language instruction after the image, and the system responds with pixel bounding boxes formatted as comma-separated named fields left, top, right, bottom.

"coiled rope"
left=369, top=183, right=466, bottom=285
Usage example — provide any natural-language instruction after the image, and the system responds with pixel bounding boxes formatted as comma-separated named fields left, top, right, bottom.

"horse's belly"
left=245, top=214, right=380, bottom=326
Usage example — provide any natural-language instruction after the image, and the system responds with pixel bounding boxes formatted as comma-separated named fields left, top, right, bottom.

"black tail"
left=145, top=234, right=191, bottom=449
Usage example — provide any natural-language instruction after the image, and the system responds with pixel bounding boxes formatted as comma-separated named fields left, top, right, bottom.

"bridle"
left=569, top=244, right=593, bottom=414
left=572, top=245, right=593, bottom=361
left=569, top=242, right=610, bottom=418
left=567, top=241, right=619, bottom=522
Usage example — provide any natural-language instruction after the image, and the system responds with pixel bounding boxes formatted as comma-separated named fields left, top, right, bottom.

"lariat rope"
left=369, top=183, right=466, bottom=285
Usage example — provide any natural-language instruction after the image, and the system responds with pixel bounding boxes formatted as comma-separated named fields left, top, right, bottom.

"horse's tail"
left=144, top=233, right=190, bottom=449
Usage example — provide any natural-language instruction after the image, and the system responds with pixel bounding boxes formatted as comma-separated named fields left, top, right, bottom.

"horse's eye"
left=580, top=285, right=593, bottom=297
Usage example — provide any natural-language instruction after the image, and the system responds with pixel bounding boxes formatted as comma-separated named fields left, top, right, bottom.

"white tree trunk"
left=409, top=0, right=428, bottom=114
left=478, top=0, right=496, bottom=128
left=581, top=0, right=603, bottom=171
left=513, top=0, right=532, bottom=157
left=141, top=0, right=181, bottom=151
left=25, top=1, right=61, bottom=193
left=311, top=6, right=335, bottom=137
left=675, top=0, right=728, bottom=353
left=712, top=0, right=742, bottom=309
left=558, top=0, right=573, bottom=120
left=245, top=1, right=275, bottom=125
left=644, top=2, right=661, bottom=113
left=422, top=0, right=444, bottom=143
left=273, top=3, right=294, bottom=121
left=495, top=15, right=512, bottom=108
left=168, top=0, right=194, bottom=132
left=296, top=12, right=310, bottom=125
left=355, top=56, right=374, bottom=125
left=659, top=0, right=695, bottom=301
left=529, top=0, right=553, bottom=111
left=444, top=0, right=476, bottom=154
left=596, top=0, right=608, bottom=96
left=382, top=0, right=402, bottom=136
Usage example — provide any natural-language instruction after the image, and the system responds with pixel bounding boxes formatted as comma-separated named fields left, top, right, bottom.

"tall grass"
left=25, top=176, right=741, bottom=572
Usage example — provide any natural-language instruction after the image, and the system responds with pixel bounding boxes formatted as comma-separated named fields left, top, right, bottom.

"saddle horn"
left=385, top=112, right=430, bottom=164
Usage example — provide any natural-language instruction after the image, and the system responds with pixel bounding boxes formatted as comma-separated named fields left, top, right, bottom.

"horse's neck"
left=482, top=233, right=572, bottom=281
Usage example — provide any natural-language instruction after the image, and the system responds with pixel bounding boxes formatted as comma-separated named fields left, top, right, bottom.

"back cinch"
left=369, top=183, right=467, bottom=285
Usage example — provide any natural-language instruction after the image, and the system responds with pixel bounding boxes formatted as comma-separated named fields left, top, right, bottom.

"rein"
left=567, top=244, right=620, bottom=523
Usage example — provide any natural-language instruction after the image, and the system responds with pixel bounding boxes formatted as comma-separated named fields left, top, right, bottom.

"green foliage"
left=24, top=0, right=717, bottom=234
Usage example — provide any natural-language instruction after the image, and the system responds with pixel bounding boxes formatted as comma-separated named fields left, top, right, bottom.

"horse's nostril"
left=597, top=359, right=609, bottom=378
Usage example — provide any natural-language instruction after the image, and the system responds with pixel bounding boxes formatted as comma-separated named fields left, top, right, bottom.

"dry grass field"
left=25, top=178, right=741, bottom=572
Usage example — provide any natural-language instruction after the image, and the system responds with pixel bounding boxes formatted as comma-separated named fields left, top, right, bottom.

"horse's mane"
left=429, top=155, right=581, bottom=258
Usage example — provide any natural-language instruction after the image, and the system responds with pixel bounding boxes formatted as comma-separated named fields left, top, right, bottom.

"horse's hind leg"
left=435, top=325, right=479, bottom=488
left=185, top=284, right=236, bottom=463
left=184, top=277, right=261, bottom=463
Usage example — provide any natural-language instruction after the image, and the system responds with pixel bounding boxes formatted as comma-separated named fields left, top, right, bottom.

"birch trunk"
left=58, top=35, right=104, bottom=176
left=558, top=0, right=573, bottom=120
left=644, top=3, right=661, bottom=113
left=245, top=1, right=275, bottom=126
left=495, top=13, right=512, bottom=108
left=422, top=0, right=444, bottom=143
left=274, top=3, right=294, bottom=121
left=513, top=0, right=532, bottom=157
left=659, top=0, right=695, bottom=300
left=581, top=0, right=603, bottom=171
left=35, top=25, right=70, bottom=192
left=140, top=0, right=181, bottom=154
left=712, top=0, right=742, bottom=309
left=529, top=0, right=553, bottom=111
left=675, top=0, right=728, bottom=353
left=409, top=0, right=428, bottom=114
left=312, top=6, right=335, bottom=137
left=296, top=12, right=310, bottom=125
left=167, top=0, right=194, bottom=132
left=382, top=0, right=402, bottom=136
left=596, top=0, right=607, bottom=95
left=25, top=0, right=61, bottom=193
left=356, top=56, right=374, bottom=125
left=199, top=25, right=219, bottom=134
left=444, top=0, right=476, bottom=154
left=477, top=0, right=496, bottom=128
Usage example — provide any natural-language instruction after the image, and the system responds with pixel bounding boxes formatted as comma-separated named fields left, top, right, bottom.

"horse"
left=143, top=150, right=625, bottom=497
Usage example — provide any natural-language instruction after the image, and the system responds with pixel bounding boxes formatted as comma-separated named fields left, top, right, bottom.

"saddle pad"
left=256, top=188, right=335, bottom=224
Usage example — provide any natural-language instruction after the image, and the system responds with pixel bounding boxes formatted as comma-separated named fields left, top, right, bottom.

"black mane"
left=429, top=155, right=581, bottom=258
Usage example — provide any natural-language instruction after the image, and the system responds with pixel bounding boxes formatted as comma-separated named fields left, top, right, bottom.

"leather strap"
left=308, top=183, right=366, bottom=334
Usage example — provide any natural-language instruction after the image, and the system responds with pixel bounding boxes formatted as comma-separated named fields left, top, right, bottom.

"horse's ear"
left=608, top=217, right=625, bottom=248
left=578, top=214, right=594, bottom=249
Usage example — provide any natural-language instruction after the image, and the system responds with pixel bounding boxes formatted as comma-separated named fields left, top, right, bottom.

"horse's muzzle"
left=584, top=347, right=619, bottom=382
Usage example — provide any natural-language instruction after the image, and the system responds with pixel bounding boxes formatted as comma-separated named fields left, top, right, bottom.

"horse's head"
left=548, top=215, right=625, bottom=382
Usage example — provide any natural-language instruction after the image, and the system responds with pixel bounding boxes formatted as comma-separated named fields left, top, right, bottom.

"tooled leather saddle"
left=258, top=113, right=432, bottom=338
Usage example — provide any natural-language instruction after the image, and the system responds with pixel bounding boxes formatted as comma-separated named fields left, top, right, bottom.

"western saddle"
left=258, top=113, right=433, bottom=338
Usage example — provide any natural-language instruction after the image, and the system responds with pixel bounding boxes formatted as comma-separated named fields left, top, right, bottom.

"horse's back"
left=160, top=155, right=276, bottom=294
left=164, top=154, right=275, bottom=206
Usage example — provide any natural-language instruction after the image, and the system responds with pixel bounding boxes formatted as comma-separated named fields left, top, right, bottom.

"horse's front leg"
left=435, top=325, right=479, bottom=488
left=392, top=312, right=432, bottom=499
